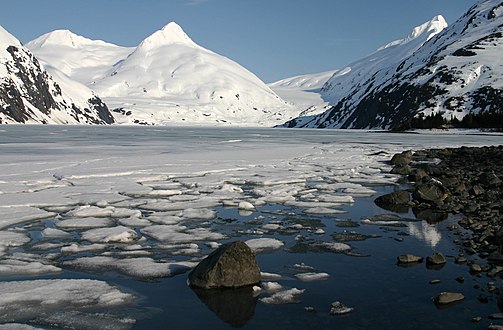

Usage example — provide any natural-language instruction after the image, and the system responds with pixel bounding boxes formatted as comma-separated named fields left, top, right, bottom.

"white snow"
left=27, top=22, right=301, bottom=127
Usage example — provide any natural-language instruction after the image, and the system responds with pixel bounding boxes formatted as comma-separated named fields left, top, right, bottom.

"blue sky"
left=1, top=0, right=476, bottom=82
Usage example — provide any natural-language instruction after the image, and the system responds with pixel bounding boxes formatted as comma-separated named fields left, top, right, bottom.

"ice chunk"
left=0, top=259, right=61, bottom=275
left=0, top=279, right=134, bottom=322
left=245, top=238, right=284, bottom=253
left=0, top=206, right=56, bottom=230
left=42, top=228, right=71, bottom=238
left=303, top=207, right=347, bottom=215
left=66, top=205, right=140, bottom=218
left=0, top=231, right=30, bottom=248
left=261, top=281, right=283, bottom=292
left=118, top=217, right=151, bottom=227
left=82, top=226, right=138, bottom=243
left=141, top=225, right=225, bottom=243
left=260, top=288, right=305, bottom=304
left=238, top=201, right=255, bottom=210
left=61, top=243, right=107, bottom=254
left=295, top=272, right=330, bottom=281
left=0, top=324, right=43, bottom=329
left=56, top=217, right=114, bottom=229
left=180, top=208, right=216, bottom=220
left=65, top=256, right=196, bottom=279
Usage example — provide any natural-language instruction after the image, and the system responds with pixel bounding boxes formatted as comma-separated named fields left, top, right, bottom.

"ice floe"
left=295, top=272, right=330, bottom=281
left=56, top=217, right=115, bottom=229
left=65, top=256, right=196, bottom=279
left=0, top=279, right=135, bottom=322
left=260, top=288, right=305, bottom=304
left=245, top=238, right=284, bottom=252
left=82, top=226, right=138, bottom=243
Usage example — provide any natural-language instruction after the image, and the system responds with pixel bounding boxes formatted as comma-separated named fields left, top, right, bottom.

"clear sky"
left=1, top=0, right=477, bottom=83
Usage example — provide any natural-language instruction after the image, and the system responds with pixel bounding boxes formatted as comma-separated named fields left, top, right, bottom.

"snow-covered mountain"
left=268, top=70, right=337, bottom=118
left=29, top=22, right=296, bottom=126
left=0, top=25, right=114, bottom=124
left=283, top=0, right=503, bottom=129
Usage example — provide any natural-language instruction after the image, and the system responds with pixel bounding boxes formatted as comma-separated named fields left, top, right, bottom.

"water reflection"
left=408, top=221, right=442, bottom=248
left=191, top=286, right=258, bottom=328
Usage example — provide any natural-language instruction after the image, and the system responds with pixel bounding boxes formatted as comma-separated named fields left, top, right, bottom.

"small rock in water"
left=455, top=257, right=467, bottom=264
left=427, top=252, right=447, bottom=265
left=330, top=301, right=354, bottom=315
left=489, top=313, right=503, bottom=320
left=470, top=263, right=482, bottom=273
left=478, top=294, right=489, bottom=303
left=304, top=306, right=316, bottom=313
left=435, top=292, right=464, bottom=305
left=456, top=276, right=465, bottom=283
left=397, top=254, right=423, bottom=264
left=430, top=279, right=441, bottom=285
left=471, top=316, right=482, bottom=323
left=188, top=241, right=261, bottom=289
left=488, top=325, right=503, bottom=330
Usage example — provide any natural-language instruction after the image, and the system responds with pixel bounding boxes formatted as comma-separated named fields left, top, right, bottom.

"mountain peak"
left=26, top=30, right=115, bottom=49
left=378, top=15, right=447, bottom=51
left=138, top=22, right=195, bottom=49
left=0, top=25, right=21, bottom=48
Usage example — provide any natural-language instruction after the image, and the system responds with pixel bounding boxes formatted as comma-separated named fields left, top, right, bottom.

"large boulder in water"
left=188, top=241, right=261, bottom=289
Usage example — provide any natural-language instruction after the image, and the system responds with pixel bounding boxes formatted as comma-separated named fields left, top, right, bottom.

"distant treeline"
left=394, top=110, right=503, bottom=131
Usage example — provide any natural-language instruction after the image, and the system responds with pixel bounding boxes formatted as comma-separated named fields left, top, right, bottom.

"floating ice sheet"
left=0, top=279, right=135, bottom=322
left=65, top=256, right=196, bottom=279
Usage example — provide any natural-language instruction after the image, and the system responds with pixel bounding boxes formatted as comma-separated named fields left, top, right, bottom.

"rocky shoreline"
left=378, top=145, right=503, bottom=319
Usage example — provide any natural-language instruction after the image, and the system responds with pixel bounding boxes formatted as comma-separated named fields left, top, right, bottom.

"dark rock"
left=427, top=252, right=447, bottom=265
left=470, top=263, right=482, bottom=273
left=408, top=168, right=429, bottom=182
left=479, top=171, right=501, bottom=187
left=488, top=251, right=503, bottom=263
left=413, top=181, right=448, bottom=204
left=455, top=276, right=465, bottom=283
left=470, top=185, right=485, bottom=196
left=375, top=190, right=410, bottom=206
left=390, top=165, right=412, bottom=175
left=390, top=151, right=413, bottom=165
left=188, top=241, right=261, bottom=289
left=455, top=257, right=467, bottom=264
left=434, top=292, right=464, bottom=305
left=397, top=254, right=423, bottom=264
left=478, top=294, right=489, bottom=303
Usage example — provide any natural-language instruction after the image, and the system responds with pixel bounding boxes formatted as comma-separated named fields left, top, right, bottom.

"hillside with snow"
left=268, top=70, right=336, bottom=118
left=29, top=22, right=297, bottom=126
left=283, top=0, right=503, bottom=129
left=0, top=25, right=114, bottom=124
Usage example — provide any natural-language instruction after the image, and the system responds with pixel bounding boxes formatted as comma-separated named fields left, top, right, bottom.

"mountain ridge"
left=282, top=0, right=503, bottom=129
left=0, top=25, right=114, bottom=124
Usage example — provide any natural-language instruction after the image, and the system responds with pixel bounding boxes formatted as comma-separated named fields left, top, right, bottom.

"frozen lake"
left=0, top=126, right=501, bottom=329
